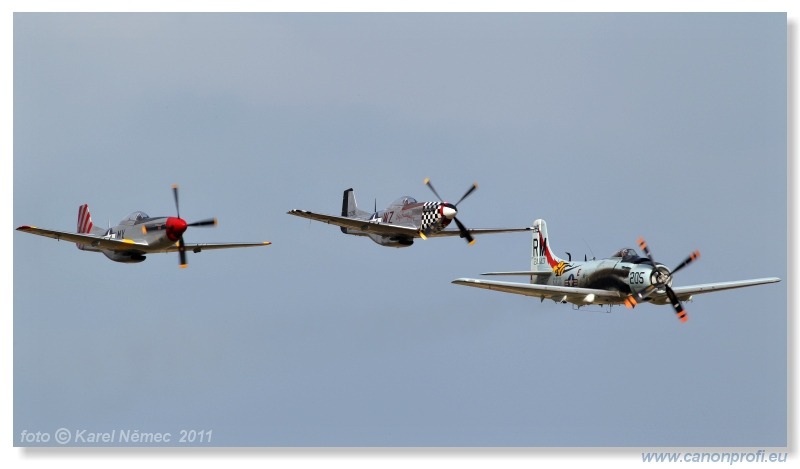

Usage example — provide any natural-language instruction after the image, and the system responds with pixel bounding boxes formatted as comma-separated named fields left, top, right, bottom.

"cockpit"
left=121, top=211, right=150, bottom=225
left=391, top=196, right=417, bottom=207
left=610, top=247, right=647, bottom=263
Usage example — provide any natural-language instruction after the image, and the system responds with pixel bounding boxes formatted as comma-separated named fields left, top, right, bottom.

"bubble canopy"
left=610, top=247, right=648, bottom=263
left=391, top=196, right=417, bottom=206
left=121, top=211, right=150, bottom=224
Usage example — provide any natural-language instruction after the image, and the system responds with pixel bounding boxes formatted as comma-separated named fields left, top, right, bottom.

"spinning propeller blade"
left=172, top=184, right=181, bottom=219
left=423, top=178, right=443, bottom=202
left=453, top=217, right=475, bottom=245
left=637, top=237, right=655, bottom=264
left=454, top=182, right=478, bottom=207
left=665, top=287, right=687, bottom=323
left=187, top=218, right=217, bottom=228
left=672, top=250, right=700, bottom=275
left=178, top=237, right=187, bottom=269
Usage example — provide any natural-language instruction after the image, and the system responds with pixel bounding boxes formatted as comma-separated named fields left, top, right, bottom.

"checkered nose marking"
left=422, top=202, right=450, bottom=231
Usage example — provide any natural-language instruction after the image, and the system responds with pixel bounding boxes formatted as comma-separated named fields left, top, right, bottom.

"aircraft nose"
left=165, top=217, right=188, bottom=241
left=441, top=204, right=457, bottom=220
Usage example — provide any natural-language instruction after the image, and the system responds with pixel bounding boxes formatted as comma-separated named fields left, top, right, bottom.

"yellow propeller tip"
left=423, top=178, right=430, bottom=184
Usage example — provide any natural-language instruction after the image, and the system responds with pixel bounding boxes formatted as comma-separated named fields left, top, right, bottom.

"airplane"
left=16, top=185, right=271, bottom=268
left=452, top=219, right=780, bottom=322
left=287, top=179, right=531, bottom=247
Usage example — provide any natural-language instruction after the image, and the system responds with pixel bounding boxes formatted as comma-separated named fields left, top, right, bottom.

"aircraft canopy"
left=391, top=196, right=417, bottom=206
left=122, top=211, right=150, bottom=225
left=611, top=247, right=643, bottom=262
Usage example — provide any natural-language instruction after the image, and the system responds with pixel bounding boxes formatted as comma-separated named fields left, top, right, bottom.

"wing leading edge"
left=671, top=278, right=781, bottom=300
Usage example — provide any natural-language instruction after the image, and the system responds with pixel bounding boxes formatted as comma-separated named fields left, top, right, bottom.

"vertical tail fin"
left=341, top=188, right=370, bottom=218
left=341, top=189, right=355, bottom=217
left=77, top=204, right=94, bottom=234
left=340, top=188, right=370, bottom=234
left=531, top=219, right=565, bottom=273
left=76, top=204, right=97, bottom=251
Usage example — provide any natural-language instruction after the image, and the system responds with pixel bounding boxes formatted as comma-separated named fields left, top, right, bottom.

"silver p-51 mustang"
left=288, top=179, right=530, bottom=247
left=16, top=185, right=271, bottom=267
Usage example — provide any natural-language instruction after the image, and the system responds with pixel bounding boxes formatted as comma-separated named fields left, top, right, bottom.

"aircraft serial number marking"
left=629, top=271, right=645, bottom=284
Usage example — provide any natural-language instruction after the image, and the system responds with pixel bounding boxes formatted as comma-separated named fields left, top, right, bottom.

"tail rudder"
left=77, top=204, right=94, bottom=234
left=341, top=189, right=354, bottom=217
left=531, top=219, right=564, bottom=273
left=340, top=188, right=370, bottom=234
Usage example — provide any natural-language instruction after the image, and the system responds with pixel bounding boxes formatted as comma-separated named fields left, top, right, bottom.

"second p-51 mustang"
left=452, top=219, right=780, bottom=322
left=16, top=185, right=271, bottom=268
left=288, top=179, right=531, bottom=247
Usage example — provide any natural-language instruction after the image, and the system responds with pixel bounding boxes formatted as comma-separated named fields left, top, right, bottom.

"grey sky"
left=12, top=12, right=787, bottom=449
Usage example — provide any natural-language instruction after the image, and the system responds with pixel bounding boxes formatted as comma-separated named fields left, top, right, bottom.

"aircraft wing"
left=451, top=278, right=624, bottom=303
left=16, top=225, right=148, bottom=251
left=671, top=277, right=780, bottom=300
left=161, top=241, right=272, bottom=253
left=427, top=227, right=532, bottom=237
left=287, top=210, right=422, bottom=237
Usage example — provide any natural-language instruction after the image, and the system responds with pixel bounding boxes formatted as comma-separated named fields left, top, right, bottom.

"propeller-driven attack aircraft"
left=452, top=219, right=780, bottom=322
left=16, top=185, right=271, bottom=268
left=288, top=179, right=531, bottom=247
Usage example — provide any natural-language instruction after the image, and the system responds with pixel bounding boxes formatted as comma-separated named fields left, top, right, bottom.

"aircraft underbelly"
left=102, top=250, right=146, bottom=263
left=368, top=233, right=413, bottom=248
